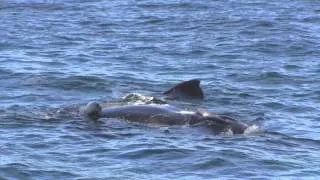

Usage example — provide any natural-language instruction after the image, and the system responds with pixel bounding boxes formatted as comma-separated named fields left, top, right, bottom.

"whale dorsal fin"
left=163, top=79, right=204, bottom=99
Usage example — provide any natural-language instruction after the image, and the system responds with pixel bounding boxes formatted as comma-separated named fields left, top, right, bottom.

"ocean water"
left=1, top=0, right=320, bottom=179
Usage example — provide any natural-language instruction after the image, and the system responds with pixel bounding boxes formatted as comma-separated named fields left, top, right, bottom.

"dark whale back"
left=101, top=105, right=198, bottom=125
left=84, top=102, right=248, bottom=134
left=164, top=79, right=204, bottom=99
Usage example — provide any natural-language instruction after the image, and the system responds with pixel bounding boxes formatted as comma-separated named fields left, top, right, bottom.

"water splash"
left=122, top=93, right=167, bottom=105
left=244, top=124, right=263, bottom=135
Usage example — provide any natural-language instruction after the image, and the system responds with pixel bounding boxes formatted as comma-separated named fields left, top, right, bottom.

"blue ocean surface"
left=1, top=0, right=320, bottom=179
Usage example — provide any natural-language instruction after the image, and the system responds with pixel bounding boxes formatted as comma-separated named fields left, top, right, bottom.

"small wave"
left=118, top=148, right=193, bottom=160
left=260, top=71, right=286, bottom=79
left=0, top=163, right=32, bottom=179
left=264, top=131, right=320, bottom=145
left=192, top=158, right=233, bottom=170
left=22, top=74, right=113, bottom=92
left=210, top=124, right=262, bottom=136
left=259, top=102, right=285, bottom=109
left=0, top=0, right=68, bottom=12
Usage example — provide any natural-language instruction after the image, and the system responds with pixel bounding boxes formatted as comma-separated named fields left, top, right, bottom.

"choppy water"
left=1, top=0, right=320, bottom=179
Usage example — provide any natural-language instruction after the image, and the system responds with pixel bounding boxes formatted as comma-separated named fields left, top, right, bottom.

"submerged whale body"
left=83, top=102, right=248, bottom=134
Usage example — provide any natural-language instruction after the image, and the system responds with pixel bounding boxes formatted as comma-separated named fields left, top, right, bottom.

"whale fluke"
left=164, top=79, right=204, bottom=99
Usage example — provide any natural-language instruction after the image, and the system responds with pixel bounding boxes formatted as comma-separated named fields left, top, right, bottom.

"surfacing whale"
left=81, top=79, right=249, bottom=134
left=82, top=102, right=248, bottom=134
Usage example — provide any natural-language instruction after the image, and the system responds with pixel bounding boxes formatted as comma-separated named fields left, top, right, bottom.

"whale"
left=81, top=79, right=249, bottom=134
left=82, top=102, right=248, bottom=134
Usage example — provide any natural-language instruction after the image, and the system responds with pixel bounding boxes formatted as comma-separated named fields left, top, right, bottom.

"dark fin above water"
left=164, top=79, right=204, bottom=100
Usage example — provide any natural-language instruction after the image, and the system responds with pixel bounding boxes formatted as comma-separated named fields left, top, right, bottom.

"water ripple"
left=1, top=0, right=320, bottom=179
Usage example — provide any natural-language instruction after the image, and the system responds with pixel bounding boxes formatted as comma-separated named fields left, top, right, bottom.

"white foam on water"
left=244, top=124, right=263, bottom=135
